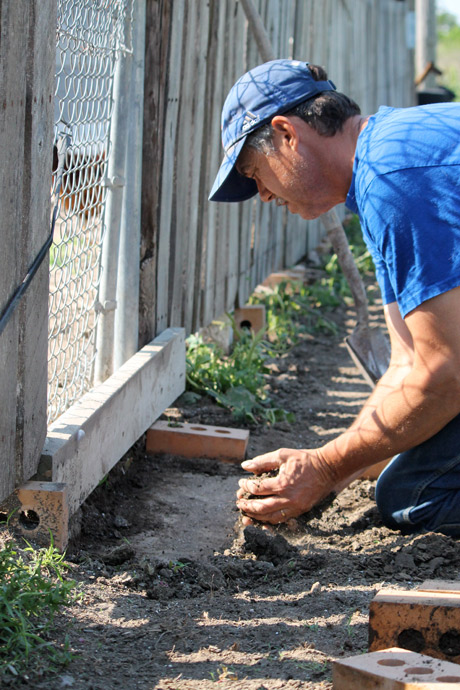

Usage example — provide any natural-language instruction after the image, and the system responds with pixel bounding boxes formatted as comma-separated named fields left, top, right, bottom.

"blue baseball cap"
left=209, top=59, right=336, bottom=203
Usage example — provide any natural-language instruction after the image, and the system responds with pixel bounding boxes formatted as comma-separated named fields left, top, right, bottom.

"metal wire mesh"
left=48, top=0, right=134, bottom=423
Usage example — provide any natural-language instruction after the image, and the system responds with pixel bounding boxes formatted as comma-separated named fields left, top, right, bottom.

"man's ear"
left=270, top=115, right=299, bottom=151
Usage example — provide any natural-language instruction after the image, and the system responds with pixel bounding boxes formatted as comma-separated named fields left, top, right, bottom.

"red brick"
left=146, top=420, right=249, bottom=462
left=369, top=585, right=460, bottom=664
left=233, top=305, right=266, bottom=336
left=333, top=646, right=460, bottom=689
left=15, top=481, right=69, bottom=551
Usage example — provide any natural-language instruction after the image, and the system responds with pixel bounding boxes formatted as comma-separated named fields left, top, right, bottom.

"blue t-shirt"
left=346, top=103, right=460, bottom=317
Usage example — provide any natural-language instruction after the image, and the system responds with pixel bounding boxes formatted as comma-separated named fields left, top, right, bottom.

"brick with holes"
left=146, top=420, right=249, bottom=462
left=13, top=481, right=69, bottom=551
left=233, top=305, right=266, bottom=336
left=333, top=646, right=460, bottom=689
left=368, top=582, right=460, bottom=664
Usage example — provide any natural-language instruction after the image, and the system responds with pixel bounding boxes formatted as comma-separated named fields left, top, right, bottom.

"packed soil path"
left=7, top=279, right=460, bottom=690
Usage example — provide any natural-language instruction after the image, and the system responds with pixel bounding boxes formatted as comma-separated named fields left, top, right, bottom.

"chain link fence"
left=48, top=0, right=134, bottom=423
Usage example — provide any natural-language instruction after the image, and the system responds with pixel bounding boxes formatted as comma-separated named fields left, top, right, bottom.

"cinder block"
left=369, top=584, right=460, bottom=664
left=233, top=305, right=266, bottom=336
left=14, top=481, right=69, bottom=551
left=333, top=646, right=460, bottom=689
left=146, top=420, right=249, bottom=462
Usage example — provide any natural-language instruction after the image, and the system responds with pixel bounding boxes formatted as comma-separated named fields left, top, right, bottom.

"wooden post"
left=416, top=0, right=437, bottom=89
left=0, top=1, right=56, bottom=502
left=139, top=0, right=173, bottom=347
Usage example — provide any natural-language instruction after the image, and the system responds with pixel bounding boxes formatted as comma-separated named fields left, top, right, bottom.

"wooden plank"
left=19, top=0, right=56, bottom=482
left=40, top=327, right=185, bottom=515
left=214, top=0, right=236, bottom=318
left=140, top=0, right=172, bottom=346
left=184, top=0, right=211, bottom=334
left=169, top=0, right=194, bottom=329
left=193, top=0, right=219, bottom=332
left=202, top=0, right=228, bottom=326
left=0, top=1, right=55, bottom=502
left=0, top=1, right=28, bottom=500
left=155, top=0, right=185, bottom=333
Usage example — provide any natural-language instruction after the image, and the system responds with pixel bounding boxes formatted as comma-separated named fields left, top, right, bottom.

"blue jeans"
left=375, top=412, right=460, bottom=536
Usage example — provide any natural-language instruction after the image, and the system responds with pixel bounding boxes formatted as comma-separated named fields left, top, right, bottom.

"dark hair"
left=245, top=64, right=361, bottom=152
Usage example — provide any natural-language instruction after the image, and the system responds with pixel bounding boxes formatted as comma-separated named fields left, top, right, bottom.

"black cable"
left=0, top=130, right=70, bottom=337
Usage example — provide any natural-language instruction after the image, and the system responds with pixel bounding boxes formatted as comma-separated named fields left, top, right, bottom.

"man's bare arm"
left=237, top=287, right=460, bottom=523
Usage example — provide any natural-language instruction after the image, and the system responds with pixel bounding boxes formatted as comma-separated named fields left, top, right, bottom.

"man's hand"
left=236, top=447, right=336, bottom=525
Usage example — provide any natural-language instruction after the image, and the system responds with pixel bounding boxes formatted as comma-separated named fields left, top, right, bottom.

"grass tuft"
left=0, top=535, right=80, bottom=679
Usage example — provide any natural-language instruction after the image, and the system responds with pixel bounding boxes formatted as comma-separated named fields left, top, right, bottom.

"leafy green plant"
left=186, top=327, right=294, bottom=424
left=0, top=537, right=79, bottom=678
left=186, top=215, right=374, bottom=424
left=168, top=559, right=188, bottom=574
left=250, top=281, right=339, bottom=352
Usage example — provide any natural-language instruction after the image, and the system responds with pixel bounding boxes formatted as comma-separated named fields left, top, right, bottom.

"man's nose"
left=256, top=179, right=274, bottom=203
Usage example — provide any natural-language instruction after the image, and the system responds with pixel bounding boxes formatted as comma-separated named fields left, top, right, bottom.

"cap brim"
left=209, top=138, right=258, bottom=202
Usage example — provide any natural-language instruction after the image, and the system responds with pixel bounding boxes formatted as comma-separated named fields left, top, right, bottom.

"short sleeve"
left=359, top=165, right=460, bottom=317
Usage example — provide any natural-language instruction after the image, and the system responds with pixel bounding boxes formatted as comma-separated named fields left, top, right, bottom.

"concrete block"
left=333, top=646, right=460, bottom=689
left=369, top=585, right=460, bottom=663
left=10, top=481, right=69, bottom=551
left=233, top=305, right=266, bottom=336
left=41, top=328, right=185, bottom=517
left=146, top=420, right=249, bottom=463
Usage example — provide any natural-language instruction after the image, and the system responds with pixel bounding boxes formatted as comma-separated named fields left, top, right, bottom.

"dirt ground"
left=7, top=275, right=460, bottom=690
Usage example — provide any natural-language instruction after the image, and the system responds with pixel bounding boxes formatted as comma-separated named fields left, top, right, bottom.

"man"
left=209, top=59, right=460, bottom=536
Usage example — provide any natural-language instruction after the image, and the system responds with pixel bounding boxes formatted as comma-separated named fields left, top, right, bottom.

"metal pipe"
left=94, top=17, right=132, bottom=385
left=114, top=0, right=146, bottom=370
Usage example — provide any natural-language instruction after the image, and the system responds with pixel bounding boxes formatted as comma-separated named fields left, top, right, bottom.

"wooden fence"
left=0, top=0, right=415, bottom=513
left=0, top=0, right=56, bottom=502
left=140, top=0, right=416, bottom=345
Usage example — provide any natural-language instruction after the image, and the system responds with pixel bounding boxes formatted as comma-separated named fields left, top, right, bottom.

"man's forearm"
left=320, top=361, right=460, bottom=483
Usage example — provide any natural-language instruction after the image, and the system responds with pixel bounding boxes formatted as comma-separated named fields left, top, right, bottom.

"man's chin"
left=292, top=208, right=321, bottom=221
left=291, top=205, right=333, bottom=221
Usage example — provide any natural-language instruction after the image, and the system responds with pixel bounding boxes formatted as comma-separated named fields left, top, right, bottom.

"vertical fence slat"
left=21, top=0, right=56, bottom=480
left=0, top=3, right=28, bottom=498
left=155, top=0, right=185, bottom=333
left=0, top=0, right=55, bottom=500
left=140, top=0, right=172, bottom=346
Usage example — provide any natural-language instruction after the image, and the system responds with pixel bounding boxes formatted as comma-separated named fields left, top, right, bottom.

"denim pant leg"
left=375, top=412, right=460, bottom=536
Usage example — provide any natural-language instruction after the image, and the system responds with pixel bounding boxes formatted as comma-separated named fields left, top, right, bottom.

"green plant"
left=250, top=280, right=339, bottom=348
left=0, top=537, right=79, bottom=678
left=186, top=218, right=374, bottom=424
left=186, top=328, right=294, bottom=424
left=168, top=560, right=187, bottom=574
